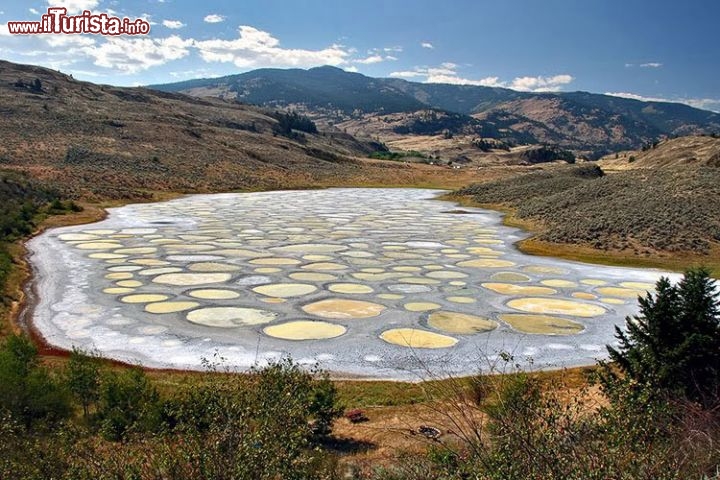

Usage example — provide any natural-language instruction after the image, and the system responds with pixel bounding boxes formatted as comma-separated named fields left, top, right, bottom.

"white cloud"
left=195, top=25, right=350, bottom=68
left=421, top=42, right=434, bottom=49
left=139, top=13, right=157, bottom=26
left=389, top=70, right=424, bottom=79
left=384, top=46, right=403, bottom=53
left=354, top=50, right=398, bottom=64
left=204, top=14, right=226, bottom=23
left=345, top=65, right=358, bottom=73
left=509, top=74, right=574, bottom=92
left=606, top=92, right=720, bottom=113
left=46, top=0, right=99, bottom=15
left=626, top=62, right=663, bottom=68
left=355, top=55, right=384, bottom=64
left=29, top=8, right=40, bottom=15
left=162, top=19, right=186, bottom=29
left=390, top=63, right=574, bottom=92
left=83, top=35, right=193, bottom=73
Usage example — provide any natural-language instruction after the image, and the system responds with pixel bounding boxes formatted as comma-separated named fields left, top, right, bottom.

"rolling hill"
left=454, top=136, right=720, bottom=261
left=0, top=60, right=487, bottom=201
left=152, top=66, right=720, bottom=158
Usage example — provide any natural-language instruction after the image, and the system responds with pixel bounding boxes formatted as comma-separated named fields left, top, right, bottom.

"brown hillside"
left=0, top=61, right=492, bottom=200
left=598, top=135, right=720, bottom=171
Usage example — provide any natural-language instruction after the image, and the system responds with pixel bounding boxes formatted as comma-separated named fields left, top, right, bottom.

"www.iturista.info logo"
left=7, top=8, right=151, bottom=35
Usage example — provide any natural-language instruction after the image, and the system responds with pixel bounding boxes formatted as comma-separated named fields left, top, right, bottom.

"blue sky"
left=1, top=0, right=718, bottom=111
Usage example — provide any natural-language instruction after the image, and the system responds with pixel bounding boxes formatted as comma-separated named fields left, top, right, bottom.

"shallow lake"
left=28, top=188, right=676, bottom=380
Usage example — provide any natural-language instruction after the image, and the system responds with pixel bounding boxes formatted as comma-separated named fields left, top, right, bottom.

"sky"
left=1, top=0, right=719, bottom=112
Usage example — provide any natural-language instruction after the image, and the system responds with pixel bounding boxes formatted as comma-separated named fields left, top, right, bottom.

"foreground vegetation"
left=2, top=269, right=719, bottom=479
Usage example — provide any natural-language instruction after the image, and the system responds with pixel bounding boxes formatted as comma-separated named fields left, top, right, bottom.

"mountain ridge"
left=151, top=66, right=720, bottom=158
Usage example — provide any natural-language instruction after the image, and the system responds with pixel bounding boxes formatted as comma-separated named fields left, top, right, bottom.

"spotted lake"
left=27, top=188, right=675, bottom=380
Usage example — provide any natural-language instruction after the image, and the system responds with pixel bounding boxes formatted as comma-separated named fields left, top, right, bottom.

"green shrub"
left=96, top=367, right=162, bottom=441
left=0, top=335, right=71, bottom=429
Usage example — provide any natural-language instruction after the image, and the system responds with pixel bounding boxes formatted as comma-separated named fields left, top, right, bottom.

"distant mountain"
left=157, top=66, right=425, bottom=114
left=151, top=67, right=720, bottom=158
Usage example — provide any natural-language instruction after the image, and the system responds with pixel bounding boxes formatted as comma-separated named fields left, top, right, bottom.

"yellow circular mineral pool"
left=398, top=277, right=441, bottom=285
left=263, top=321, right=347, bottom=340
left=188, top=262, right=241, bottom=272
left=301, top=262, right=348, bottom=270
left=457, top=259, right=516, bottom=268
left=152, top=273, right=232, bottom=286
left=447, top=296, right=476, bottom=304
left=328, top=283, right=374, bottom=294
left=377, top=294, right=404, bottom=300
left=352, top=272, right=405, bottom=281
left=380, top=328, right=458, bottom=349
left=120, top=294, right=170, bottom=304
left=302, top=299, right=386, bottom=319
left=187, top=307, right=278, bottom=327
left=507, top=298, right=606, bottom=317
left=272, top=243, right=348, bottom=254
left=524, top=265, right=568, bottom=275
left=541, top=279, right=578, bottom=288
left=289, top=272, right=338, bottom=282
left=481, top=283, right=557, bottom=296
left=426, top=270, right=468, bottom=279
left=145, top=301, right=200, bottom=314
left=403, top=302, right=441, bottom=312
left=75, top=242, right=121, bottom=250
left=428, top=311, right=497, bottom=334
left=105, top=272, right=134, bottom=280
left=187, top=289, right=240, bottom=300
left=103, top=287, right=135, bottom=294
left=252, top=283, right=317, bottom=298
left=498, top=314, right=585, bottom=335
left=250, top=257, right=301, bottom=266
left=58, top=233, right=99, bottom=241
left=572, top=292, right=598, bottom=300
left=491, top=272, right=531, bottom=282
left=595, top=287, right=646, bottom=298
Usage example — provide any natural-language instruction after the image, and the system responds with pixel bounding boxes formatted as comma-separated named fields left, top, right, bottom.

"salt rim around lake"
left=27, top=188, right=679, bottom=380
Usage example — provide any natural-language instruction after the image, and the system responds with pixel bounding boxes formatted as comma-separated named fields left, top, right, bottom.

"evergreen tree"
left=606, top=268, right=720, bottom=406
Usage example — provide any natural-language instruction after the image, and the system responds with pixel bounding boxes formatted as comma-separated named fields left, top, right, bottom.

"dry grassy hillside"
left=0, top=61, right=492, bottom=201
left=598, top=135, right=720, bottom=170
left=454, top=139, right=720, bottom=269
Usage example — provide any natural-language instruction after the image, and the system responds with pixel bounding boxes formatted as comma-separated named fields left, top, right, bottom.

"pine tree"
left=606, top=268, right=720, bottom=406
